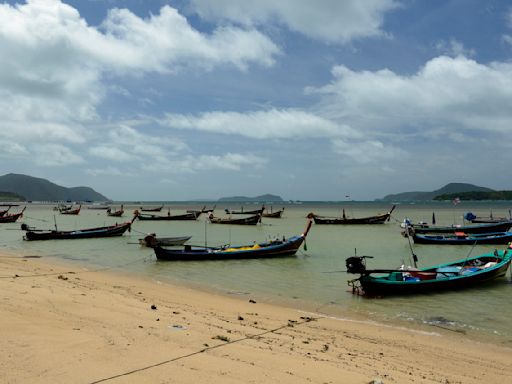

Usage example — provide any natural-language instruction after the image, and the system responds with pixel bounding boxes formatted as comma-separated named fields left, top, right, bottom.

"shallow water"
left=4, top=201, right=512, bottom=345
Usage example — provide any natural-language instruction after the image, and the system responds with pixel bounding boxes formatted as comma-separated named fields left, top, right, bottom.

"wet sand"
left=1, top=252, right=511, bottom=383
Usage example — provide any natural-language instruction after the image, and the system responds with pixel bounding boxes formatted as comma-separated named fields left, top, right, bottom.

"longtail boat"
left=134, top=209, right=199, bottom=221
left=346, top=248, right=512, bottom=296
left=224, top=205, right=265, bottom=215
left=187, top=205, right=216, bottom=215
left=262, top=207, right=285, bottom=218
left=0, top=207, right=26, bottom=223
left=139, top=234, right=192, bottom=247
left=22, top=216, right=136, bottom=241
left=140, top=205, right=164, bottom=212
left=464, top=211, right=512, bottom=224
left=411, top=231, right=512, bottom=245
left=310, top=205, right=396, bottom=224
left=208, top=213, right=261, bottom=225
left=54, top=203, right=72, bottom=212
left=153, top=219, right=312, bottom=261
left=107, top=205, right=124, bottom=217
left=403, top=220, right=512, bottom=234
left=0, top=206, right=11, bottom=216
left=60, top=205, right=81, bottom=215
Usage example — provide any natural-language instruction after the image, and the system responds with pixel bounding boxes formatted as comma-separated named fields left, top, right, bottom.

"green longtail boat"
left=346, top=248, right=512, bottom=296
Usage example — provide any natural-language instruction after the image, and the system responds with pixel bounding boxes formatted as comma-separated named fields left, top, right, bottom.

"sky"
left=1, top=0, right=512, bottom=201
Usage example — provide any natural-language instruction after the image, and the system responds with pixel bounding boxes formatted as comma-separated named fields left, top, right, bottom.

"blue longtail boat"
left=411, top=231, right=512, bottom=245
left=404, top=220, right=512, bottom=234
left=22, top=215, right=136, bottom=240
left=153, top=219, right=312, bottom=261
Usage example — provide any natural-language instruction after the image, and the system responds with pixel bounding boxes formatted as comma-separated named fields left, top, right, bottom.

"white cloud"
left=192, top=153, right=267, bottom=171
left=312, top=56, right=512, bottom=135
left=162, top=109, right=359, bottom=139
left=108, top=125, right=177, bottom=146
left=87, top=124, right=265, bottom=176
left=507, top=7, right=512, bottom=28
left=0, top=141, right=29, bottom=157
left=0, top=122, right=86, bottom=143
left=98, top=6, right=279, bottom=72
left=107, top=125, right=188, bottom=158
left=332, top=139, right=407, bottom=164
left=142, top=152, right=267, bottom=173
left=87, top=124, right=191, bottom=174
left=33, top=144, right=83, bottom=166
left=0, top=0, right=279, bottom=168
left=108, top=85, right=131, bottom=97
left=435, top=39, right=475, bottom=57
left=88, top=146, right=134, bottom=162
left=190, top=0, right=398, bottom=43
left=503, top=34, right=512, bottom=46
left=85, top=166, right=132, bottom=177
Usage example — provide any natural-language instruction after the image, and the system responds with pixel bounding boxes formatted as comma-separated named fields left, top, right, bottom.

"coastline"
left=1, top=250, right=511, bottom=383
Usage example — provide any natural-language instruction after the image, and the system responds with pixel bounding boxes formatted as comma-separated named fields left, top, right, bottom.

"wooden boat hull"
left=0, top=207, right=11, bottom=217
left=411, top=221, right=512, bottom=234
left=60, top=206, right=81, bottom=215
left=154, top=236, right=305, bottom=261
left=0, top=207, right=25, bottom=223
left=154, top=219, right=313, bottom=261
left=312, top=205, right=395, bottom=225
left=139, top=235, right=192, bottom=247
left=225, top=206, right=265, bottom=215
left=470, top=218, right=509, bottom=224
left=357, top=251, right=511, bottom=296
left=0, top=213, right=24, bottom=223
left=412, top=232, right=512, bottom=244
left=140, top=205, right=164, bottom=212
left=313, top=215, right=389, bottom=224
left=262, top=209, right=284, bottom=218
left=209, top=214, right=261, bottom=225
left=136, top=212, right=199, bottom=221
left=107, top=206, right=124, bottom=217
left=107, top=211, right=124, bottom=217
left=24, top=222, right=131, bottom=241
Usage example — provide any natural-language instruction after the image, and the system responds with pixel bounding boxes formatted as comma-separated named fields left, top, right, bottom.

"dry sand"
left=1, top=251, right=511, bottom=384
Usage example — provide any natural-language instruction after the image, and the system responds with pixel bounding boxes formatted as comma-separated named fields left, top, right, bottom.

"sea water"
left=3, top=201, right=512, bottom=345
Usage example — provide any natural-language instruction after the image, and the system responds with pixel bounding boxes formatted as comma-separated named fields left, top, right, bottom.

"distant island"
left=0, top=173, right=109, bottom=202
left=434, top=191, right=512, bottom=201
left=218, top=194, right=283, bottom=203
left=379, top=183, right=495, bottom=201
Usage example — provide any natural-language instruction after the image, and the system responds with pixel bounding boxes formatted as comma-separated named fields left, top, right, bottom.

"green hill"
left=379, top=183, right=494, bottom=201
left=0, top=173, right=109, bottom=202
left=434, top=191, right=512, bottom=201
left=0, top=191, right=25, bottom=201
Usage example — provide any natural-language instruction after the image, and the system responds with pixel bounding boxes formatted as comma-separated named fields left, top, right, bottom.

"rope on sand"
left=88, top=316, right=321, bottom=384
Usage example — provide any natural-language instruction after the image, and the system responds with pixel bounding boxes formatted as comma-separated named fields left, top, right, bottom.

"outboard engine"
left=346, top=256, right=367, bottom=274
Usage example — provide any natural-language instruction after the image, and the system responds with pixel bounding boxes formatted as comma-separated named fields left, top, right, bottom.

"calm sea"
left=3, top=201, right=512, bottom=345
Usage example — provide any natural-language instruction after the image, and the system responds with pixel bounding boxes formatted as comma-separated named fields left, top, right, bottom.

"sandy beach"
left=1, top=251, right=511, bottom=384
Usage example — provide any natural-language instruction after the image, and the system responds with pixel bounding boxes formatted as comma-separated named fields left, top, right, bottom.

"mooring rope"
left=88, top=315, right=320, bottom=384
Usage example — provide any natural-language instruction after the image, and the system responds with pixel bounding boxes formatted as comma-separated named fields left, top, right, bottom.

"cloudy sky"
left=1, top=0, right=512, bottom=201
